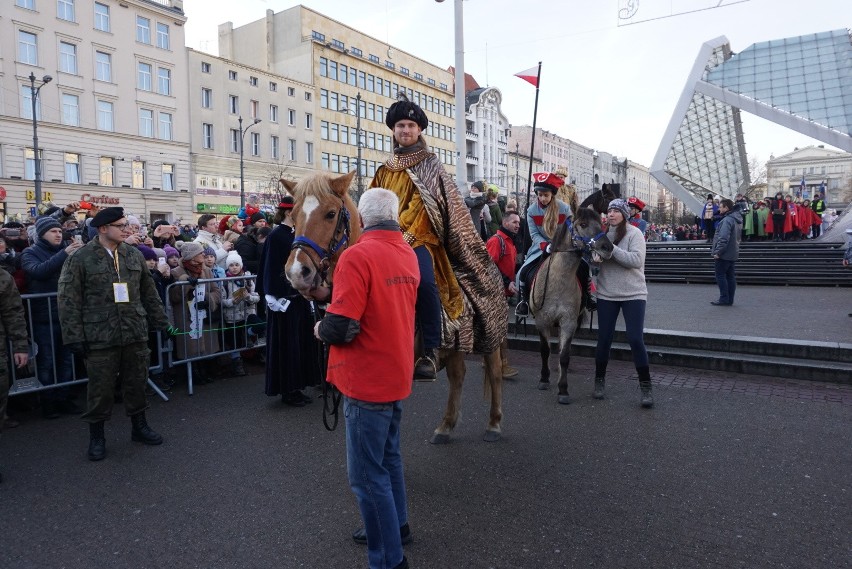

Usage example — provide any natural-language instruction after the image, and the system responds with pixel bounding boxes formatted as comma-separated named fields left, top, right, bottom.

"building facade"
left=217, top=6, right=459, bottom=196
left=766, top=145, right=851, bottom=207
left=464, top=86, right=509, bottom=193
left=0, top=0, right=193, bottom=224
left=506, top=146, right=544, bottom=211
left=187, top=49, right=316, bottom=216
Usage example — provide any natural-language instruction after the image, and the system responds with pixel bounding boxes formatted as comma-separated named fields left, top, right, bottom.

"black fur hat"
left=385, top=93, right=428, bottom=131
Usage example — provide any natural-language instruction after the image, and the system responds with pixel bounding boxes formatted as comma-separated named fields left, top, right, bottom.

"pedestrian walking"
left=711, top=199, right=743, bottom=306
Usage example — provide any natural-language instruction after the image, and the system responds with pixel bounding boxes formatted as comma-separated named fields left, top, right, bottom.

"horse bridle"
left=554, top=218, right=607, bottom=255
left=290, top=198, right=351, bottom=286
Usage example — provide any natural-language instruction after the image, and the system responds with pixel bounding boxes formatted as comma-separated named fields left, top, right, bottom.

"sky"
left=182, top=0, right=850, bottom=169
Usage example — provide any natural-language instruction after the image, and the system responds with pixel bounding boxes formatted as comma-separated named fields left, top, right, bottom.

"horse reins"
left=534, top=218, right=605, bottom=310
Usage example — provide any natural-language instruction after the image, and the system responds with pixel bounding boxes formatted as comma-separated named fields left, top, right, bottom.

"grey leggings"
left=595, top=298, right=649, bottom=369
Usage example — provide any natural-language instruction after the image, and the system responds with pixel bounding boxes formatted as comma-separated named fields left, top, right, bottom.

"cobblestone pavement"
left=1, top=352, right=850, bottom=569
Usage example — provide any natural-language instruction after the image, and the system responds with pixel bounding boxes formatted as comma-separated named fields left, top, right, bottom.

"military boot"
left=637, top=366, right=654, bottom=408
left=131, top=412, right=164, bottom=445
left=88, top=421, right=106, bottom=461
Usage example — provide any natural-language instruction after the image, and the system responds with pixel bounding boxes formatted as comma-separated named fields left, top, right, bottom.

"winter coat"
left=20, top=239, right=70, bottom=325
left=193, top=229, right=229, bottom=269
left=524, top=198, right=572, bottom=265
left=221, top=272, right=260, bottom=323
left=235, top=233, right=262, bottom=275
left=168, top=265, right=221, bottom=360
left=0, top=269, right=29, bottom=357
left=712, top=209, right=743, bottom=261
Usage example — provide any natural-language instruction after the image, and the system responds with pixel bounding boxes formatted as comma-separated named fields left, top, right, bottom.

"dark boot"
left=88, top=421, right=106, bottom=461
left=593, top=361, right=606, bottom=399
left=130, top=412, right=164, bottom=445
left=231, top=357, right=247, bottom=377
left=637, top=366, right=654, bottom=408
left=414, top=348, right=438, bottom=382
left=352, top=523, right=412, bottom=546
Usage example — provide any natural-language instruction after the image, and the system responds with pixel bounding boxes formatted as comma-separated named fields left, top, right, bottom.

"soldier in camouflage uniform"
left=0, top=269, right=30, bottom=482
left=58, top=207, right=170, bottom=461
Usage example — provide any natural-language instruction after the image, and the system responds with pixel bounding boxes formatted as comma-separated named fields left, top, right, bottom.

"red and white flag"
left=514, top=65, right=540, bottom=87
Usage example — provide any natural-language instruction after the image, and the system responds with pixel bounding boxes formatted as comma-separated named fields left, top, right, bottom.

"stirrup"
left=515, top=301, right=530, bottom=317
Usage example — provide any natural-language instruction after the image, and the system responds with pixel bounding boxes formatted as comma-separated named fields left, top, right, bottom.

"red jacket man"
left=485, top=211, right=521, bottom=378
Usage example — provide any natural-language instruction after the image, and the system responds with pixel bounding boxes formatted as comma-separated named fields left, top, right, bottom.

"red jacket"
left=486, top=229, right=517, bottom=296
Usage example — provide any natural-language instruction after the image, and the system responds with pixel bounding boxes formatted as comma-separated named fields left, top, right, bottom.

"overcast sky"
left=183, top=0, right=849, bottom=167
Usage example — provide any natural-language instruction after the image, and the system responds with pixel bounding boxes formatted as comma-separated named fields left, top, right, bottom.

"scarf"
left=384, top=138, right=430, bottom=171
left=183, top=261, right=203, bottom=278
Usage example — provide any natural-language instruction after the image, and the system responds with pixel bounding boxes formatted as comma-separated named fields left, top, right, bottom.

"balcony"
left=465, top=131, right=479, bottom=140
left=466, top=154, right=479, bottom=164
left=497, top=139, right=507, bottom=147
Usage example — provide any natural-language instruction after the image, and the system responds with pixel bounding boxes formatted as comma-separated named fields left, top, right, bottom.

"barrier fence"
left=7, top=275, right=266, bottom=401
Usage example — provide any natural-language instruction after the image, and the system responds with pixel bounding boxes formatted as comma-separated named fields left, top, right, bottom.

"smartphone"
left=79, top=201, right=92, bottom=210
left=158, top=257, right=166, bottom=265
left=73, top=235, right=83, bottom=245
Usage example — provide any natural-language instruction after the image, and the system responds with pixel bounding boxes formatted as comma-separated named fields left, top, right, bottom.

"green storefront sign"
left=196, top=203, right=240, bottom=214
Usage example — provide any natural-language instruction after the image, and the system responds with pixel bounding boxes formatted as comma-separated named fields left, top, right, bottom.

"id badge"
left=113, top=282, right=130, bottom=303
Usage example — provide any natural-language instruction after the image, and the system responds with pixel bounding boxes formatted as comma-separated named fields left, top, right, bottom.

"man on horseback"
left=371, top=95, right=506, bottom=379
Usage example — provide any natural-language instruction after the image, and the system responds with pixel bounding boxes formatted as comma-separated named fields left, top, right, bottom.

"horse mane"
left=574, top=206, right=600, bottom=224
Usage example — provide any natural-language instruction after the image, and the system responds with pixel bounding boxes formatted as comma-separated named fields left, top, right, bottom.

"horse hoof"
left=538, top=382, right=550, bottom=391
left=482, top=430, right=501, bottom=443
left=558, top=394, right=571, bottom=405
left=430, top=433, right=451, bottom=445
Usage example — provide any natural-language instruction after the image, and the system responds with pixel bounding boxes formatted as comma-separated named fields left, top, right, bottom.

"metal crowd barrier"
left=164, top=274, right=266, bottom=395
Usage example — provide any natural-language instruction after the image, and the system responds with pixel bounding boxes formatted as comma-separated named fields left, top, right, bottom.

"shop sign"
left=197, top=203, right=240, bottom=214
left=80, top=193, right=120, bottom=205
left=0, top=187, right=6, bottom=201
left=26, top=189, right=54, bottom=202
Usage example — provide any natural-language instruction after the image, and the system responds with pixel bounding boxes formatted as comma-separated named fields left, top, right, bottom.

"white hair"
left=358, top=188, right=399, bottom=227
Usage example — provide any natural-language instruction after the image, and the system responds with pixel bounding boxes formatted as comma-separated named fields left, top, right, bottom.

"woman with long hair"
left=591, top=199, right=653, bottom=408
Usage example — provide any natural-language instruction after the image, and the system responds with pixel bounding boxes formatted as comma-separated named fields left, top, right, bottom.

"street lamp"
left=591, top=149, right=598, bottom=195
left=238, top=116, right=261, bottom=210
left=435, top=0, right=467, bottom=189
left=339, top=92, right=364, bottom=199
left=29, top=72, right=52, bottom=209
left=514, top=142, right=520, bottom=204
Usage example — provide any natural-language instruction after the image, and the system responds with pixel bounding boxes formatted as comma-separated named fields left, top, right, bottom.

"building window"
left=287, top=86, right=296, bottom=97
left=330, top=123, right=338, bottom=143
left=351, top=47, right=362, bottom=57
left=17, top=0, right=35, bottom=9
left=138, top=62, right=152, bottom=91
left=156, top=22, right=170, bottom=50
left=369, top=54, right=379, bottom=63
left=95, top=51, right=111, bottom=82
left=24, top=148, right=38, bottom=180
left=311, top=30, right=325, bottom=41
left=320, top=121, right=328, bottom=140
left=19, top=30, right=38, bottom=65
left=250, top=99, right=259, bottom=118
left=329, top=61, right=337, bottom=81
left=21, top=85, right=40, bottom=120
left=228, top=70, right=237, bottom=81
left=159, top=112, right=172, bottom=140
left=271, top=136, right=279, bottom=160
left=201, top=61, right=211, bottom=73
left=305, top=142, right=314, bottom=164
left=269, top=81, right=277, bottom=92
left=321, top=153, right=329, bottom=170
left=136, top=16, right=151, bottom=44
left=139, top=109, right=154, bottom=137
left=162, top=164, right=174, bottom=191
left=414, top=72, right=423, bottom=81
left=157, top=68, right=171, bottom=95
left=304, top=93, right=311, bottom=103
left=288, top=139, right=297, bottom=162
left=94, top=3, right=110, bottom=31
left=61, top=93, right=80, bottom=126
left=332, top=39, right=344, bottom=50
left=319, top=57, right=327, bottom=77
left=320, top=89, right=328, bottom=108
left=427, top=78, right=436, bottom=86
left=229, top=95, right=238, bottom=114
left=269, top=104, right=278, bottom=123
left=305, top=113, right=313, bottom=129
left=400, top=67, right=409, bottom=76
left=249, top=76, right=258, bottom=87
left=440, top=83, right=448, bottom=90
left=201, top=88, right=212, bottom=108
left=202, top=123, right=213, bottom=149
left=385, top=61, right=395, bottom=70
left=288, top=109, right=295, bottom=126
left=57, top=0, right=75, bottom=21
left=97, top=100, right=113, bottom=131
left=251, top=132, right=260, bottom=156
left=64, top=152, right=80, bottom=183
left=59, top=42, right=77, bottom=74
left=230, top=129, right=239, bottom=153
left=100, top=156, right=114, bottom=186
left=132, top=160, right=145, bottom=188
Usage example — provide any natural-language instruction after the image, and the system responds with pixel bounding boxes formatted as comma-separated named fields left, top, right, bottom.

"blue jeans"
left=595, top=299, right=649, bottom=369
left=344, top=397, right=407, bottom=569
left=414, top=246, right=441, bottom=350
left=714, top=259, right=737, bottom=305
left=33, top=321, right=74, bottom=401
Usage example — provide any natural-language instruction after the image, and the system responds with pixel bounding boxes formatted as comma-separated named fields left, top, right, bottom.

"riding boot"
left=637, top=366, right=654, bottom=408
left=593, top=361, right=606, bottom=399
left=414, top=348, right=438, bottom=382
left=577, top=263, right=596, bottom=311
left=500, top=339, right=518, bottom=378
left=130, top=412, right=164, bottom=445
left=515, top=283, right=530, bottom=316
left=88, top=421, right=106, bottom=461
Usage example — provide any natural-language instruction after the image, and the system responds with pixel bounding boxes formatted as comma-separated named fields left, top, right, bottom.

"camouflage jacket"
left=58, top=237, right=169, bottom=349
left=0, top=269, right=29, bottom=355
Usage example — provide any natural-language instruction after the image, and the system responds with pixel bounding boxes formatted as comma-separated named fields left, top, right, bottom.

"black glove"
left=195, top=300, right=210, bottom=310
left=67, top=342, right=88, bottom=358
left=187, top=276, right=199, bottom=286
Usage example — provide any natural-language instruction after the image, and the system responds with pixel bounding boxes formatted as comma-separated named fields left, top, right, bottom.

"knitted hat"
left=218, top=216, right=232, bottom=235
left=249, top=212, right=266, bottom=225
left=126, top=215, right=141, bottom=227
left=137, top=244, right=158, bottom=261
left=226, top=250, right=243, bottom=268
left=180, top=241, right=204, bottom=260
left=385, top=94, right=428, bottom=130
left=164, top=245, right=179, bottom=258
left=202, top=246, right=215, bottom=257
left=35, top=216, right=62, bottom=238
left=607, top=198, right=630, bottom=220
left=153, top=247, right=166, bottom=260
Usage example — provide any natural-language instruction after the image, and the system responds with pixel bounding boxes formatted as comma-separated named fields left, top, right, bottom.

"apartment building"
left=0, top=0, right=193, bottom=223
left=464, top=86, right=510, bottom=193
left=187, top=49, right=316, bottom=215
left=217, top=5, right=458, bottom=194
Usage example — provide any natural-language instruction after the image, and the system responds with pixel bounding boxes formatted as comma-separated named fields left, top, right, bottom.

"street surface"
left=1, top=351, right=850, bottom=569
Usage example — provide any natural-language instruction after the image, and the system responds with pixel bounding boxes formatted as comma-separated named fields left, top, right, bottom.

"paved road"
left=2, top=353, right=850, bottom=569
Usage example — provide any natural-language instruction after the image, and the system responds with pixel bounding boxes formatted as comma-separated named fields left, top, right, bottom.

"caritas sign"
left=0, top=187, right=6, bottom=201
left=80, top=193, right=120, bottom=205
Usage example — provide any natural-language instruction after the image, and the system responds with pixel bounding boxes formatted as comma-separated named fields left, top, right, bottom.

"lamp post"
left=591, top=149, right=598, bottom=196
left=238, top=116, right=261, bottom=210
left=29, top=72, right=52, bottom=209
left=340, top=92, right=364, bottom=199
left=514, top=142, right=520, bottom=204
left=435, top=0, right=467, bottom=190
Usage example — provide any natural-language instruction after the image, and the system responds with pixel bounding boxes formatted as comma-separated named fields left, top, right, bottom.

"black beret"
left=91, top=207, right=125, bottom=227
left=385, top=100, right=428, bottom=131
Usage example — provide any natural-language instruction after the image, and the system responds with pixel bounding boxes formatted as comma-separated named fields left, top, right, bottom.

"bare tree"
left=743, top=155, right=768, bottom=200
left=257, top=160, right=295, bottom=206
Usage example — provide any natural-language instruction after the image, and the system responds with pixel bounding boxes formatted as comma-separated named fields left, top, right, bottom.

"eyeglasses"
left=108, top=223, right=130, bottom=230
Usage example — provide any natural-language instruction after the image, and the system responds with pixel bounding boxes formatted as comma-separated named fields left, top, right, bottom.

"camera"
left=1, top=228, right=21, bottom=238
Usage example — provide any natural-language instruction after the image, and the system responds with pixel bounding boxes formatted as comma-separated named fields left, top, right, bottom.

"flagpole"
left=522, top=62, right=542, bottom=254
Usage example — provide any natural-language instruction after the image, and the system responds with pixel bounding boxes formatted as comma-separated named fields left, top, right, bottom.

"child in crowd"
left=164, top=245, right=180, bottom=269
left=138, top=245, right=175, bottom=391
left=220, top=251, right=261, bottom=376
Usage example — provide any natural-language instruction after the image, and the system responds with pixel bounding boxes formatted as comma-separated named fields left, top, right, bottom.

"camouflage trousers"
left=0, top=352, right=8, bottom=437
left=81, top=342, right=151, bottom=424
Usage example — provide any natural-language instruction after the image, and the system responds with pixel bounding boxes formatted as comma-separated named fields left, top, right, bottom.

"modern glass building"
left=651, top=29, right=852, bottom=214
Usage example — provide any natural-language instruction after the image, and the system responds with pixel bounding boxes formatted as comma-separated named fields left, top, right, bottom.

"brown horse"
left=280, top=171, right=504, bottom=443
left=530, top=207, right=613, bottom=404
